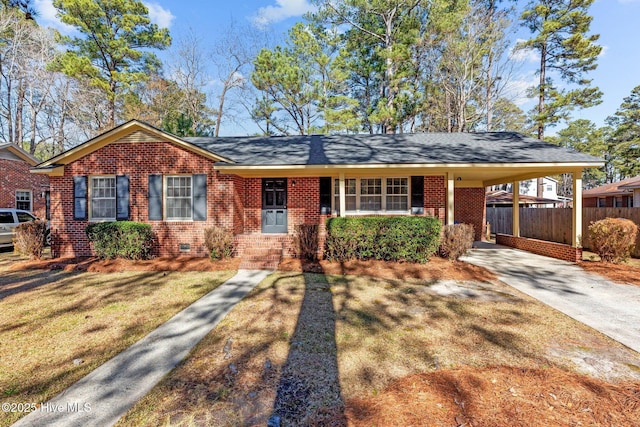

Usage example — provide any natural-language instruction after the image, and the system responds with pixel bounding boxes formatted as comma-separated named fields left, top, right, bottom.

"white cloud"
left=34, top=0, right=76, bottom=35
left=505, top=72, right=538, bottom=106
left=599, top=45, right=609, bottom=57
left=143, top=2, right=175, bottom=29
left=510, top=39, right=539, bottom=64
left=34, top=1, right=174, bottom=33
left=252, top=0, right=316, bottom=27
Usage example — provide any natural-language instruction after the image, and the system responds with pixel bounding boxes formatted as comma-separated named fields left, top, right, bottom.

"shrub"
left=588, top=218, right=638, bottom=263
left=439, top=223, right=475, bottom=261
left=14, top=220, right=47, bottom=259
left=204, top=226, right=234, bottom=260
left=86, top=221, right=154, bottom=260
left=293, top=224, right=319, bottom=260
left=325, top=216, right=441, bottom=263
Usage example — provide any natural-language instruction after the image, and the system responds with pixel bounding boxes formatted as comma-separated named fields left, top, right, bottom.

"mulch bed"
left=346, top=366, right=640, bottom=427
left=580, top=261, right=640, bottom=287
left=278, top=257, right=497, bottom=282
left=9, top=256, right=240, bottom=273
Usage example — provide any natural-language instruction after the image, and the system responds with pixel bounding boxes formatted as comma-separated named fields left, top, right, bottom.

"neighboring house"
left=486, top=190, right=563, bottom=208
left=583, top=176, right=639, bottom=208
left=488, top=176, right=566, bottom=208
left=0, top=143, right=49, bottom=219
left=30, top=120, right=602, bottom=262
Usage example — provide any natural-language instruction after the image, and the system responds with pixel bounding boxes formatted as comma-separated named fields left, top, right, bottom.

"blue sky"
left=34, top=0, right=640, bottom=136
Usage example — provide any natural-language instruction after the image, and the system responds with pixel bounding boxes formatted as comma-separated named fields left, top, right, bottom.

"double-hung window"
left=15, top=190, right=32, bottom=211
left=333, top=177, right=409, bottom=214
left=334, top=178, right=356, bottom=213
left=90, top=176, right=116, bottom=220
left=166, top=176, right=193, bottom=220
left=386, top=178, right=408, bottom=211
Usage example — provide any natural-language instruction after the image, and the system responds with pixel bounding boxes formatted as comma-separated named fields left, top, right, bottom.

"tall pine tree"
left=52, top=0, right=171, bottom=128
left=518, top=0, right=602, bottom=140
left=606, top=86, right=640, bottom=179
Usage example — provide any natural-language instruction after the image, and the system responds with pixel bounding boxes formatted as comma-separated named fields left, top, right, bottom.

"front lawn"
left=118, top=263, right=640, bottom=426
left=0, top=267, right=235, bottom=427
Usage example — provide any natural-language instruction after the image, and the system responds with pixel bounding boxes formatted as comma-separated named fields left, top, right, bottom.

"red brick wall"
left=455, top=187, right=486, bottom=241
left=424, top=176, right=446, bottom=220
left=50, top=141, right=237, bottom=258
left=0, top=158, right=49, bottom=218
left=496, top=234, right=582, bottom=263
left=583, top=197, right=597, bottom=208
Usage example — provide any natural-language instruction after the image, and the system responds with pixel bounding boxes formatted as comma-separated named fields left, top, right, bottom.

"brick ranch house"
left=583, top=176, right=640, bottom=208
left=31, top=120, right=603, bottom=263
left=1, top=143, right=49, bottom=218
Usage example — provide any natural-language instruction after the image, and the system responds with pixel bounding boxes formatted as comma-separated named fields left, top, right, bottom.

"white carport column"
left=446, top=172, right=455, bottom=225
left=572, top=171, right=583, bottom=247
left=512, top=181, right=520, bottom=237
left=339, top=172, right=346, bottom=218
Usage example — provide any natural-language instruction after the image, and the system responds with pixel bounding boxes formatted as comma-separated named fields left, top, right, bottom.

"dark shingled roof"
left=184, top=132, right=602, bottom=166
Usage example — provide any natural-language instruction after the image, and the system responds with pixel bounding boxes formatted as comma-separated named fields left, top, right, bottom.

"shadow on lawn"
left=269, top=262, right=346, bottom=426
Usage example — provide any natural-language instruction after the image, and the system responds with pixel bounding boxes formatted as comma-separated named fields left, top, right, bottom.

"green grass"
left=0, top=268, right=235, bottom=427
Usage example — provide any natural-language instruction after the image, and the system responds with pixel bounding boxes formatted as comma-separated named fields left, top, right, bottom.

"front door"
left=262, top=178, right=287, bottom=233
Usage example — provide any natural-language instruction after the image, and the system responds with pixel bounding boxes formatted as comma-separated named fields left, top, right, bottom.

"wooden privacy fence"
left=486, top=207, right=640, bottom=256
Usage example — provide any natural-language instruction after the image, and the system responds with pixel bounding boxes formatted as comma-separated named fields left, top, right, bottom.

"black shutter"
left=116, top=175, right=130, bottom=220
left=319, top=177, right=331, bottom=214
left=73, top=176, right=87, bottom=220
left=148, top=174, right=163, bottom=220
left=192, top=174, right=207, bottom=221
left=411, top=176, right=424, bottom=215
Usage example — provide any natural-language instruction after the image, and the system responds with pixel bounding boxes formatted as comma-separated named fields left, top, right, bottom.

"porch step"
left=239, top=248, right=283, bottom=270
left=235, top=234, right=287, bottom=270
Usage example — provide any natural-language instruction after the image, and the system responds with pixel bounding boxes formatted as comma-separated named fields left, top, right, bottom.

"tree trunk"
left=109, top=78, right=117, bottom=128
left=215, top=84, right=228, bottom=137
left=537, top=41, right=546, bottom=140
left=15, top=79, right=25, bottom=147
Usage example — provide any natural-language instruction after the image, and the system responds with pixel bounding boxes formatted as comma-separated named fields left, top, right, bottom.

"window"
left=615, top=196, right=623, bottom=208
left=16, top=190, right=31, bottom=211
left=386, top=178, right=408, bottom=211
left=334, top=178, right=356, bottom=213
left=546, top=184, right=553, bottom=192
left=333, top=177, right=410, bottom=213
left=17, top=212, right=35, bottom=222
left=166, top=176, right=192, bottom=220
left=597, top=197, right=606, bottom=208
left=360, top=178, right=382, bottom=211
left=0, top=212, right=13, bottom=224
left=90, top=177, right=116, bottom=220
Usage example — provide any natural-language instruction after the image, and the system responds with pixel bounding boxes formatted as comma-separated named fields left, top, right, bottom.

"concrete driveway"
left=462, top=242, right=640, bottom=354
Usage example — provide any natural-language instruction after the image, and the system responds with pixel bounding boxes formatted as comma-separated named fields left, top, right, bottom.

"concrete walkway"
left=13, top=269, right=271, bottom=427
left=462, top=242, right=640, bottom=354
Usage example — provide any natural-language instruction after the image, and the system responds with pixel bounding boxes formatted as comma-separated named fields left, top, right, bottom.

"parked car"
left=0, top=208, right=50, bottom=248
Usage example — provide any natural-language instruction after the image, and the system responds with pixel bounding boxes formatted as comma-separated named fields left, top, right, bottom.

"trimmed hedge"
left=325, top=216, right=441, bottom=263
left=86, top=221, right=154, bottom=260
left=588, top=218, right=638, bottom=263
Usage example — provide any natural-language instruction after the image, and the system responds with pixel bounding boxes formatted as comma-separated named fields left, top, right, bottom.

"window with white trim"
left=360, top=178, right=382, bottom=210
left=386, top=178, right=408, bottom=211
left=90, top=176, right=116, bottom=220
left=334, top=178, right=356, bottom=213
left=166, top=176, right=192, bottom=220
left=15, top=190, right=32, bottom=211
left=333, top=177, right=410, bottom=214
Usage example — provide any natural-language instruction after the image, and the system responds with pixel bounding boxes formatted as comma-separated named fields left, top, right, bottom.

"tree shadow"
left=269, top=263, right=346, bottom=426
